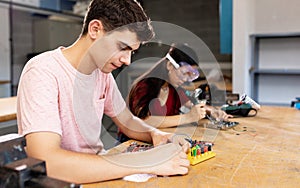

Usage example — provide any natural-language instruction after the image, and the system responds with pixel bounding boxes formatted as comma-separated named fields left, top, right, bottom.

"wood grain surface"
left=74, top=106, right=300, bottom=187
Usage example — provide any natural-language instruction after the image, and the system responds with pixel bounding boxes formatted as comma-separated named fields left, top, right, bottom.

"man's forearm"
left=113, top=115, right=154, bottom=143
left=45, top=148, right=147, bottom=183
left=113, top=108, right=154, bottom=143
left=25, top=132, right=147, bottom=184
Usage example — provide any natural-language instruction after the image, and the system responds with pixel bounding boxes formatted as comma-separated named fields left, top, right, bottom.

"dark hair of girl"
left=128, top=43, right=199, bottom=118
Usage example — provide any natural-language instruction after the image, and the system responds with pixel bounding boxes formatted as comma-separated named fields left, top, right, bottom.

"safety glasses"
left=166, top=53, right=200, bottom=82
left=176, top=62, right=200, bottom=82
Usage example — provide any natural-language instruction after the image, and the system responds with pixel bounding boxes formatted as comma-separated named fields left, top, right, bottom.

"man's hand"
left=146, top=143, right=190, bottom=176
left=150, top=130, right=190, bottom=153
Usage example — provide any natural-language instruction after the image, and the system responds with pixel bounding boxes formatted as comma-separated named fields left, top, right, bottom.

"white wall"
left=254, top=0, right=300, bottom=33
left=232, top=0, right=254, bottom=95
left=232, top=0, right=300, bottom=96
left=0, top=4, right=11, bottom=97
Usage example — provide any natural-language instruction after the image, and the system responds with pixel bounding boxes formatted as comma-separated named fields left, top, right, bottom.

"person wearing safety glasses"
left=118, top=43, right=231, bottom=142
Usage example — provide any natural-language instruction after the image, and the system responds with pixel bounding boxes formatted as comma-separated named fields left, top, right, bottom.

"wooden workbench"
left=0, top=96, right=17, bottom=122
left=86, top=106, right=300, bottom=187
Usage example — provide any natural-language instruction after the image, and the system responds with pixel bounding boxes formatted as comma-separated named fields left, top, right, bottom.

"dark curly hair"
left=81, top=0, right=154, bottom=42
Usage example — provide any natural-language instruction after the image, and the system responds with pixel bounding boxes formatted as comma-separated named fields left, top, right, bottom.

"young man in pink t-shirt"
left=17, top=0, right=190, bottom=184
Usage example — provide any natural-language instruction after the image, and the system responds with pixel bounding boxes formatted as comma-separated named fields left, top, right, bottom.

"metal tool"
left=0, top=136, right=80, bottom=188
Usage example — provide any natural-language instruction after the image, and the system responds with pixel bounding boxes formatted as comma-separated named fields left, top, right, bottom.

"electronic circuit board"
left=124, top=142, right=153, bottom=152
left=125, top=140, right=216, bottom=165
left=205, top=120, right=239, bottom=130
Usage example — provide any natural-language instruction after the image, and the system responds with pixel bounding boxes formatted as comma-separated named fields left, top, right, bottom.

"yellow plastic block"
left=187, top=151, right=216, bottom=165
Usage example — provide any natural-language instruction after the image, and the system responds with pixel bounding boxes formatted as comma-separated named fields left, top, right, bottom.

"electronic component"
left=124, top=142, right=154, bottom=152
left=185, top=139, right=216, bottom=165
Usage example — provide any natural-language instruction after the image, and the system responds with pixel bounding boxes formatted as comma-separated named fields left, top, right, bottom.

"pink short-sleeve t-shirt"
left=17, top=47, right=126, bottom=154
